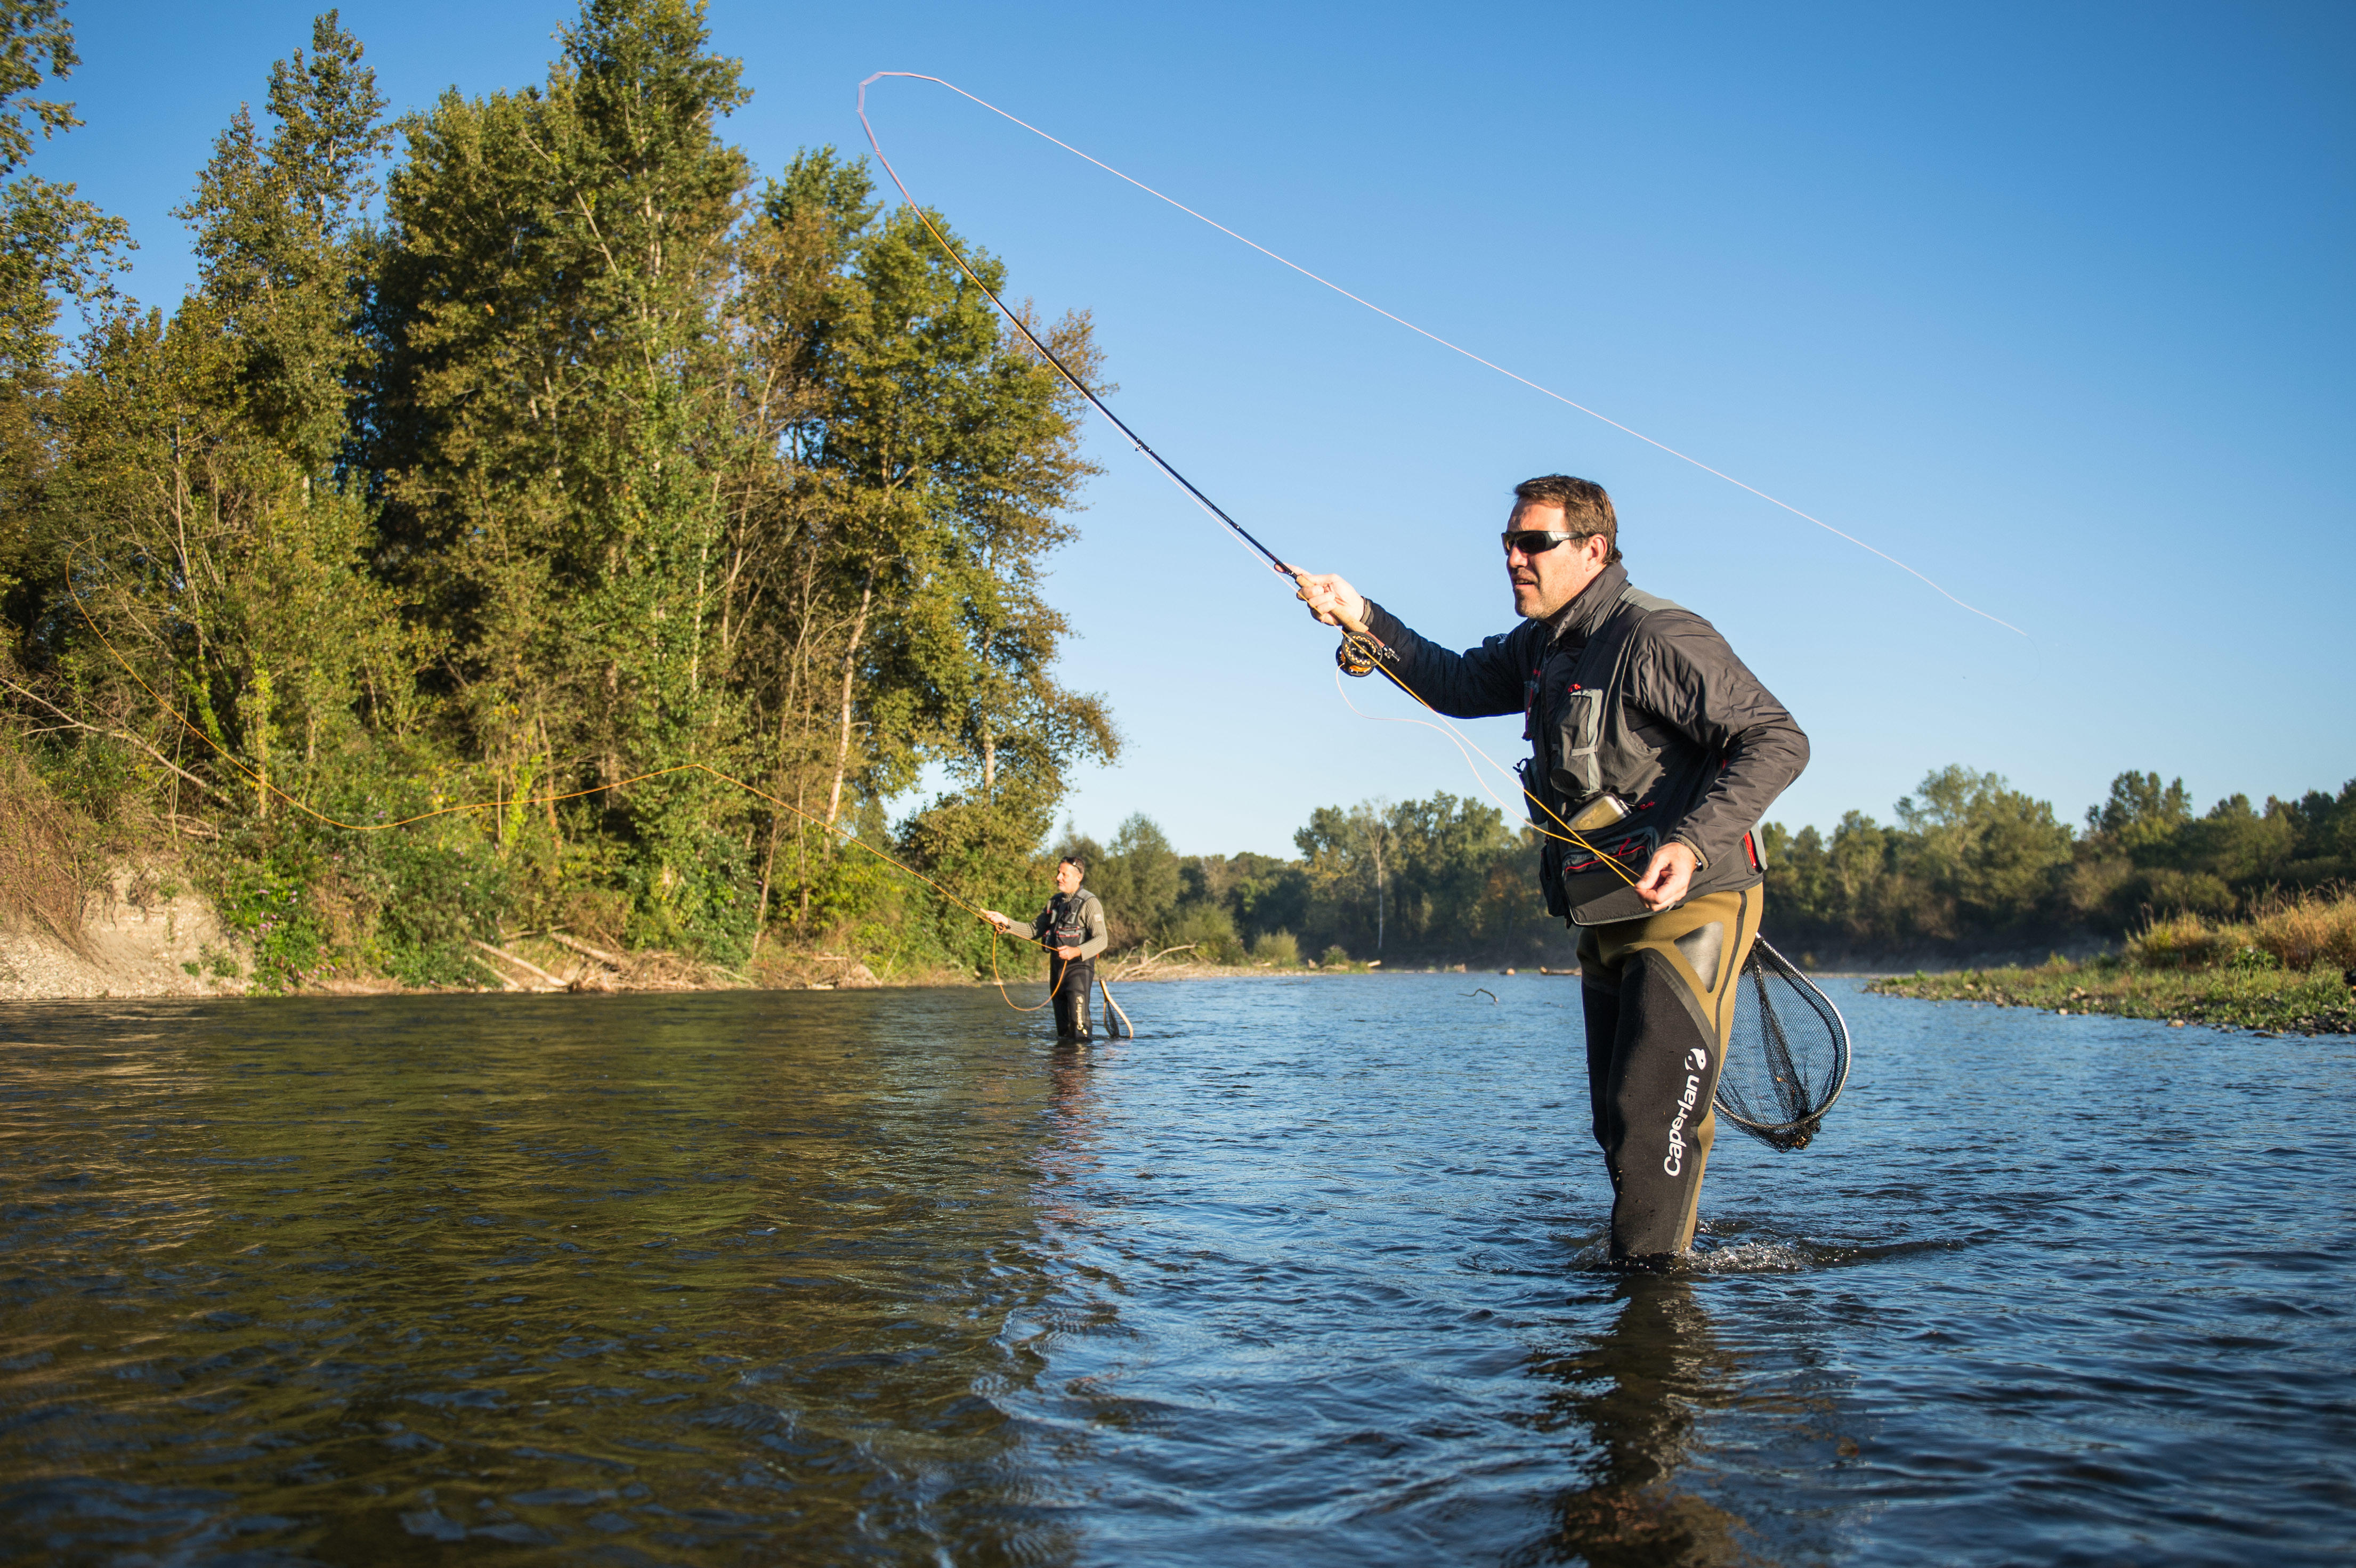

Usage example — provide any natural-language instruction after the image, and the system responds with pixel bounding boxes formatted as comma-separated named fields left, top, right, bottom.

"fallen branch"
left=0, top=678, right=238, bottom=807
left=1107, top=943, right=1198, bottom=982
left=544, top=930, right=626, bottom=969
left=470, top=939, right=566, bottom=990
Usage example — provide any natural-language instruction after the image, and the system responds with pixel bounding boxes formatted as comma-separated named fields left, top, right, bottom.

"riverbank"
left=1869, top=889, right=2356, bottom=1035
left=1871, top=957, right=2356, bottom=1035
left=0, top=891, right=1341, bottom=1002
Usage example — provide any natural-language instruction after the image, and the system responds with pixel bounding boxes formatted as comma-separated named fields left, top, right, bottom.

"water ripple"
left=1, top=980, right=2351, bottom=1563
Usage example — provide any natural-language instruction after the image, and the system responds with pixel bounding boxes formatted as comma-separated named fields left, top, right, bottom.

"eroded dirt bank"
left=0, top=869, right=239, bottom=1001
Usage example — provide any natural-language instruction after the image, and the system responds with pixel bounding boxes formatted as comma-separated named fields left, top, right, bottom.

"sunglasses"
left=1501, top=529, right=1592, bottom=556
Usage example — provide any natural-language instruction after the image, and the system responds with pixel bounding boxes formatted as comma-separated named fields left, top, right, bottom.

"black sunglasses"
left=1501, top=529, right=1591, bottom=556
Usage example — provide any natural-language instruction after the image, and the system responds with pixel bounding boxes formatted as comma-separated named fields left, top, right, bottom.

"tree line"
left=5, top=4, right=2345, bottom=988
left=1061, top=766, right=2356, bottom=970
left=1, top=1, right=1115, bottom=985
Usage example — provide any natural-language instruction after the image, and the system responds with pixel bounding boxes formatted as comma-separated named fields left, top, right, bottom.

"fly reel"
left=1335, top=630, right=1388, bottom=677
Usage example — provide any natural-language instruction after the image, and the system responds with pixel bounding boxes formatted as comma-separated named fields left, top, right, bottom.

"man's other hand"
left=1291, top=569, right=1367, bottom=630
left=1054, top=945, right=1082, bottom=961
left=1634, top=842, right=1698, bottom=912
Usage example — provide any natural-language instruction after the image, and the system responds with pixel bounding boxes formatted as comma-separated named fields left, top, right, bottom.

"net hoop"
left=1715, top=935, right=1852, bottom=1148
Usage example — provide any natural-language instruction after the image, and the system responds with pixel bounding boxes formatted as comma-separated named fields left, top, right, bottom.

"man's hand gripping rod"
left=1290, top=568, right=1389, bottom=673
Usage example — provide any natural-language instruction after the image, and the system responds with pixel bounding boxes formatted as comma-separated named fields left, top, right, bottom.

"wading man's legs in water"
left=1578, top=889, right=1761, bottom=1259
left=1050, top=956, right=1094, bottom=1042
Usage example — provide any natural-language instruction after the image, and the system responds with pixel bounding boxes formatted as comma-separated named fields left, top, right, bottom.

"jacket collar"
left=1540, top=560, right=1629, bottom=649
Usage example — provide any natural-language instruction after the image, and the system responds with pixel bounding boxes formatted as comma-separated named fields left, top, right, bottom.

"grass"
left=1870, top=889, right=2356, bottom=1035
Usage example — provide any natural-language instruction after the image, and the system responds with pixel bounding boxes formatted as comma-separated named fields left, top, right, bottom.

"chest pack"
left=1523, top=587, right=1710, bottom=924
left=1048, top=891, right=1096, bottom=950
left=1539, top=585, right=1679, bottom=807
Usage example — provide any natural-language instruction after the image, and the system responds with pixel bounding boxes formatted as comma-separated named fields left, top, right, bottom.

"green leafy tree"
left=810, top=205, right=1116, bottom=887
left=5, top=1, right=1127, bottom=985
left=0, top=0, right=129, bottom=624
left=1894, top=765, right=2075, bottom=929
left=1086, top=813, right=1180, bottom=949
left=369, top=0, right=756, bottom=950
left=2086, top=770, right=2193, bottom=852
left=38, top=11, right=402, bottom=828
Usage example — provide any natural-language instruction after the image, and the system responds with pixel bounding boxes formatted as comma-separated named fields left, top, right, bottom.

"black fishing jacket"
left=1359, top=561, right=1808, bottom=925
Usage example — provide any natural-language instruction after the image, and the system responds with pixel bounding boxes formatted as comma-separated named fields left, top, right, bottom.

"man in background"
left=983, top=856, right=1108, bottom=1042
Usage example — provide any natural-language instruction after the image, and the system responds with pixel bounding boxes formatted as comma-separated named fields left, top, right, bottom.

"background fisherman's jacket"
left=1361, top=560, right=1808, bottom=923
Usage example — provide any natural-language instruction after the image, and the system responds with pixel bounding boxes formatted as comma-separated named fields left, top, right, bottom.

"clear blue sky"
left=37, top=1, right=2356, bottom=856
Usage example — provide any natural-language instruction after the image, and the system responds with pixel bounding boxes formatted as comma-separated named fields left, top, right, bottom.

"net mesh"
left=1718, top=936, right=1851, bottom=1151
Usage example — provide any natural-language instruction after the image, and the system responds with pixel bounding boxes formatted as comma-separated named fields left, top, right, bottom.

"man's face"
left=1055, top=861, right=1083, bottom=896
left=1505, top=501, right=1612, bottom=620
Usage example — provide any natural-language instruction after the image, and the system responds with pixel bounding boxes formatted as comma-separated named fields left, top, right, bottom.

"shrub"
left=362, top=835, right=508, bottom=987
left=1251, top=929, right=1301, bottom=966
left=2127, top=912, right=2229, bottom=970
left=1319, top=944, right=1353, bottom=969
left=204, top=846, right=331, bottom=992
left=1161, top=901, right=1245, bottom=965
left=2124, top=888, right=2356, bottom=973
left=2245, top=888, right=2356, bottom=971
left=2143, top=868, right=2234, bottom=919
left=0, top=743, right=96, bottom=952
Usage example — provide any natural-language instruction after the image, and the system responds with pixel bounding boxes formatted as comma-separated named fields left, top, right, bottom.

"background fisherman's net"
left=1718, top=936, right=1851, bottom=1150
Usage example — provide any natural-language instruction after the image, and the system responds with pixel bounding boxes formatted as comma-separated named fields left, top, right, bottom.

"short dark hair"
left=1058, top=854, right=1087, bottom=879
left=1512, top=475, right=1621, bottom=566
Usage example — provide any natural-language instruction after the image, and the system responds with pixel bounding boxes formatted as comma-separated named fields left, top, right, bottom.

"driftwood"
left=471, top=939, right=568, bottom=990
left=543, top=930, right=626, bottom=969
left=1106, top=944, right=1198, bottom=982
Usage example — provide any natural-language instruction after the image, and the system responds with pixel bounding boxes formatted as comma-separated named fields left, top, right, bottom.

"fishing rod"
left=855, top=71, right=2025, bottom=640
left=855, top=74, right=1654, bottom=889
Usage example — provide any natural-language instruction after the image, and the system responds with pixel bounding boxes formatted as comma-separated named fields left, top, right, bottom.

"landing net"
left=1718, top=937, right=1851, bottom=1151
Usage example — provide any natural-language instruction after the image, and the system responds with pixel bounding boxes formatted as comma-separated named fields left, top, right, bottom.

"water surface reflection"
left=2, top=978, right=2351, bottom=1564
left=1523, top=1278, right=1748, bottom=1566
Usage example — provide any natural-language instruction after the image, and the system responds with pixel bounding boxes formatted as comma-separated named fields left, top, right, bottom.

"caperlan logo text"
left=1664, top=1046, right=1709, bottom=1176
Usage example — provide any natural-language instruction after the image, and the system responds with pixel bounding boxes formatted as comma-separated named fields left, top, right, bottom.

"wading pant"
left=1050, top=957, right=1095, bottom=1041
left=1577, top=887, right=1760, bottom=1261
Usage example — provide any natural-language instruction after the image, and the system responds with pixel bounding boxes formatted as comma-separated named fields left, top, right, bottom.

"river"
left=2, top=977, right=2350, bottom=1564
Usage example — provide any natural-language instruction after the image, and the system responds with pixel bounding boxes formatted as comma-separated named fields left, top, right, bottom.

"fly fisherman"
left=1293, top=475, right=1808, bottom=1261
left=982, top=856, right=1109, bottom=1042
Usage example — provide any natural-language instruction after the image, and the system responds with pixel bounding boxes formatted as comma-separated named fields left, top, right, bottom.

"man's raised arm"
left=1293, top=568, right=1525, bottom=719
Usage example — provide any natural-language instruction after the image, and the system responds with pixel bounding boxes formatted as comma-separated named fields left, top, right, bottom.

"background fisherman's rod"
left=855, top=71, right=2027, bottom=639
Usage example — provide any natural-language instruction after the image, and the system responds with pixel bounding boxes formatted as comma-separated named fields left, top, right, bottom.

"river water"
left=2, top=976, right=2350, bottom=1565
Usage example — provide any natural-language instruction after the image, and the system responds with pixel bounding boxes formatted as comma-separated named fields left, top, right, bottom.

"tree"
left=37, top=11, right=400, bottom=829
left=1086, top=813, right=1179, bottom=949
left=368, top=0, right=756, bottom=948
left=808, top=205, right=1116, bottom=874
left=2086, top=770, right=2192, bottom=852
left=1895, top=765, right=2074, bottom=930
left=5, top=1, right=1127, bottom=984
left=1298, top=799, right=1396, bottom=955
left=0, top=0, right=129, bottom=629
